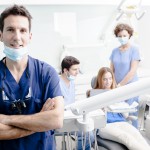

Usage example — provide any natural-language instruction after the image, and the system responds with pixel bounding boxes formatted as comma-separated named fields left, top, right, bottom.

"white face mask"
left=3, top=45, right=28, bottom=61
left=118, top=37, right=129, bottom=45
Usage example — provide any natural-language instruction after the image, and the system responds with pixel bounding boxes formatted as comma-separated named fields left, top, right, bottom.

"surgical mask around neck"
left=66, top=73, right=76, bottom=81
left=3, top=45, right=28, bottom=61
left=118, top=37, right=129, bottom=45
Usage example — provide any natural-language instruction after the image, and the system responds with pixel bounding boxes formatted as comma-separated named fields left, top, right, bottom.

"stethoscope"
left=1, top=57, right=31, bottom=114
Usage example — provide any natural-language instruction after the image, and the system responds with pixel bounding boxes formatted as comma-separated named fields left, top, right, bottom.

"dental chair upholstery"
left=96, top=135, right=128, bottom=150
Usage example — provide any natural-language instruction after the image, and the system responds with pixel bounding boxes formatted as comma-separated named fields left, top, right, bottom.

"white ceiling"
left=0, top=0, right=150, bottom=6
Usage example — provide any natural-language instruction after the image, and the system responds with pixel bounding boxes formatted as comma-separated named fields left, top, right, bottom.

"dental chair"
left=87, top=76, right=140, bottom=150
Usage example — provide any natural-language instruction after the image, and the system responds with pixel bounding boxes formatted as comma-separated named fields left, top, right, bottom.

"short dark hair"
left=0, top=4, right=32, bottom=32
left=114, top=23, right=133, bottom=38
left=61, top=56, right=80, bottom=73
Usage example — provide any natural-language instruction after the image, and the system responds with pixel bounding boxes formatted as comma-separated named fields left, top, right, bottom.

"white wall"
left=138, top=6, right=150, bottom=69
left=0, top=4, right=149, bottom=74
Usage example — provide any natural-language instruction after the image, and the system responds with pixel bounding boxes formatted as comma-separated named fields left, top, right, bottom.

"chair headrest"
left=91, top=76, right=97, bottom=88
left=88, top=76, right=109, bottom=97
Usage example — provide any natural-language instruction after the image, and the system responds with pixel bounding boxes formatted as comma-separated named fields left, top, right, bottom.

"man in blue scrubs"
left=60, top=56, right=94, bottom=150
left=59, top=56, right=80, bottom=106
left=0, top=4, right=64, bottom=150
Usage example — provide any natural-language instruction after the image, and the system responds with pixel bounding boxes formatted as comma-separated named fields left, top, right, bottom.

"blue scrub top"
left=0, top=56, right=62, bottom=150
left=110, top=45, right=141, bottom=84
left=59, top=78, right=75, bottom=106
left=107, top=112, right=125, bottom=123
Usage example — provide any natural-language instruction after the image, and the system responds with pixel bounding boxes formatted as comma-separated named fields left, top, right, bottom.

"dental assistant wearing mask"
left=0, top=4, right=64, bottom=150
left=110, top=23, right=141, bottom=128
left=59, top=56, right=94, bottom=150
left=59, top=56, right=80, bottom=106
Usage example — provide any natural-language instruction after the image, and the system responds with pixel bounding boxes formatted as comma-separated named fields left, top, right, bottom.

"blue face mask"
left=67, top=75, right=76, bottom=81
left=3, top=45, right=28, bottom=61
left=118, top=37, right=129, bottom=45
left=66, top=73, right=76, bottom=81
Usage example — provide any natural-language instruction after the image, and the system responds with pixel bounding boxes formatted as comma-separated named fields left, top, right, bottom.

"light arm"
left=65, top=78, right=150, bottom=116
left=0, top=96, right=64, bottom=132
